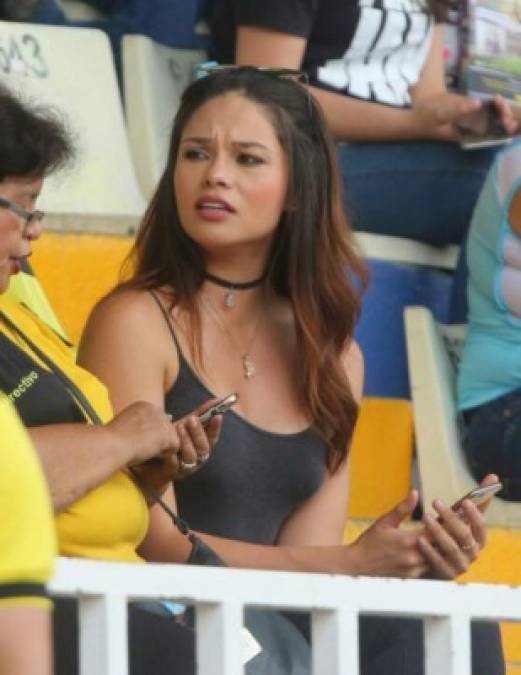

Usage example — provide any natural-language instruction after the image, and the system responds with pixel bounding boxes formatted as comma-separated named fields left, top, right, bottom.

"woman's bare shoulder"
left=80, top=287, right=174, bottom=359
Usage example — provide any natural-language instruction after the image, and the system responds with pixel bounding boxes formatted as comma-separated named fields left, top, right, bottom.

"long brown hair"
left=123, top=67, right=367, bottom=471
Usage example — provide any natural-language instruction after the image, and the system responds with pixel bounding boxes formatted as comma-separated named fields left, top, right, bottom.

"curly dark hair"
left=0, top=84, right=73, bottom=181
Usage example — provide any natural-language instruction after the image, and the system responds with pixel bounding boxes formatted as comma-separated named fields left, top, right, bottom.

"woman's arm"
left=0, top=607, right=51, bottom=675
left=139, top=481, right=429, bottom=578
left=30, top=401, right=183, bottom=512
left=235, top=25, right=486, bottom=142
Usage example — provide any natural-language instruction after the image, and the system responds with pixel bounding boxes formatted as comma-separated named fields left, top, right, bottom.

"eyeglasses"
left=0, top=196, right=44, bottom=233
left=194, top=62, right=309, bottom=85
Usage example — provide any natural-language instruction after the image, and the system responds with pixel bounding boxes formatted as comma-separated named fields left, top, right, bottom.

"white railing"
left=50, top=557, right=521, bottom=675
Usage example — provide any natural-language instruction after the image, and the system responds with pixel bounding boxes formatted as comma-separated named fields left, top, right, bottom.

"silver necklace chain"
left=199, top=294, right=264, bottom=380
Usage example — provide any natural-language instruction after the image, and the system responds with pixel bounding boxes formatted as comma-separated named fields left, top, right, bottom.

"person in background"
left=458, top=139, right=521, bottom=501
left=0, top=82, right=222, bottom=675
left=80, top=66, right=504, bottom=674
left=209, top=0, right=519, bottom=249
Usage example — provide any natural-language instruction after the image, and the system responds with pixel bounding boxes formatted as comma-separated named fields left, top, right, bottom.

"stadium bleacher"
left=2, top=7, right=521, bottom=671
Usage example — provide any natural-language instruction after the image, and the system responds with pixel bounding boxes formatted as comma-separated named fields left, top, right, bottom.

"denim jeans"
left=463, top=389, right=521, bottom=501
left=337, top=140, right=500, bottom=323
left=337, top=140, right=500, bottom=245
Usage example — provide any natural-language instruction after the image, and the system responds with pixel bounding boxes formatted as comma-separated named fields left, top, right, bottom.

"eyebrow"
left=180, top=137, right=270, bottom=151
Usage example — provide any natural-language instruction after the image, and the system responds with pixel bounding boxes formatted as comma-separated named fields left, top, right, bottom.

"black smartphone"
left=198, top=393, right=239, bottom=426
left=456, top=101, right=512, bottom=150
left=450, top=482, right=503, bottom=511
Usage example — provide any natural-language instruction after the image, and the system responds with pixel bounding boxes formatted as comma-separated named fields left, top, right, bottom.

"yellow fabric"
left=0, top=295, right=149, bottom=563
left=30, top=232, right=133, bottom=343
left=0, top=397, right=55, bottom=606
left=0, top=597, right=51, bottom=609
left=348, top=398, right=414, bottom=518
left=7, top=270, right=67, bottom=340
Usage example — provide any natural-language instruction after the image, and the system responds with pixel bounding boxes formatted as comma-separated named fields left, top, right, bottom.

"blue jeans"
left=463, top=389, right=521, bottom=501
left=337, top=140, right=499, bottom=245
left=337, top=140, right=500, bottom=323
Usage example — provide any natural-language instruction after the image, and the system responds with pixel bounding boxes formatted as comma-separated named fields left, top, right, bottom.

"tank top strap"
left=149, top=290, right=183, bottom=356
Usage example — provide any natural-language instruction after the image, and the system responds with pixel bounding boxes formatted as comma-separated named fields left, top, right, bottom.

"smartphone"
left=457, top=101, right=512, bottom=150
left=450, top=482, right=503, bottom=511
left=198, top=393, right=239, bottom=426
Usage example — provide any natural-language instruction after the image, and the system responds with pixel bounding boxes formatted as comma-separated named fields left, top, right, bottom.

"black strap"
left=149, top=290, right=183, bottom=355
left=0, top=309, right=192, bottom=538
left=0, top=582, right=48, bottom=600
left=0, top=310, right=101, bottom=425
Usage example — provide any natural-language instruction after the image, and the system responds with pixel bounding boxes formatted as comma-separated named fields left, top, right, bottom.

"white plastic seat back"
left=122, top=34, right=206, bottom=198
left=0, top=20, right=145, bottom=231
left=404, top=305, right=521, bottom=527
left=355, top=233, right=459, bottom=270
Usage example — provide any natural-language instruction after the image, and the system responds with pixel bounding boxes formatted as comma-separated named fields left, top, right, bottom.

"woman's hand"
left=118, top=400, right=223, bottom=494
left=346, top=491, right=429, bottom=578
left=106, top=401, right=181, bottom=465
left=412, top=92, right=483, bottom=141
left=418, top=474, right=499, bottom=579
left=412, top=93, right=519, bottom=142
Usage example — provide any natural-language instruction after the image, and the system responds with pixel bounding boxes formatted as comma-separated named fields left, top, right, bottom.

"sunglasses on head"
left=194, top=62, right=309, bottom=85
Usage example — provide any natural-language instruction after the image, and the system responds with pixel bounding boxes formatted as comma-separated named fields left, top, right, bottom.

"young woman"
left=80, top=67, right=504, bottom=673
left=0, top=83, right=223, bottom=674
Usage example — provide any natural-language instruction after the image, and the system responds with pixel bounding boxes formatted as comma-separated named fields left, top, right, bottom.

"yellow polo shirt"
left=0, top=295, right=149, bottom=563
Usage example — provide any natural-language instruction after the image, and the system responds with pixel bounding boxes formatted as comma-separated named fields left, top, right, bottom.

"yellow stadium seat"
left=348, top=397, right=414, bottom=519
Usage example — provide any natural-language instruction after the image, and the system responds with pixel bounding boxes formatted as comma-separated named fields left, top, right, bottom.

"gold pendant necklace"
left=224, top=289, right=236, bottom=309
left=200, top=295, right=263, bottom=380
left=242, top=353, right=257, bottom=380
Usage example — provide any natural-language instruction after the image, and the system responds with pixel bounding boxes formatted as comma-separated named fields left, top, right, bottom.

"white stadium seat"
left=0, top=20, right=146, bottom=233
left=355, top=232, right=459, bottom=270
left=122, top=34, right=206, bottom=198
left=404, top=305, right=521, bottom=527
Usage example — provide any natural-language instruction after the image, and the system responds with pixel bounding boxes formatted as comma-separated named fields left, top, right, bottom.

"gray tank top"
left=153, top=293, right=328, bottom=545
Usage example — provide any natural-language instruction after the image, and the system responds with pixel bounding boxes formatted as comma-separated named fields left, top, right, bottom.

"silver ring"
left=197, top=453, right=210, bottom=465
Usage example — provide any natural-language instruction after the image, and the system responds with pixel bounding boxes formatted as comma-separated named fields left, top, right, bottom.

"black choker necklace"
left=204, top=272, right=265, bottom=309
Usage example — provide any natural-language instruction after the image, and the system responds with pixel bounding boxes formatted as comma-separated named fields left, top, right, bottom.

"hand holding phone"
left=456, top=101, right=512, bottom=150
left=198, top=393, right=239, bottom=426
left=450, top=482, right=503, bottom=511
